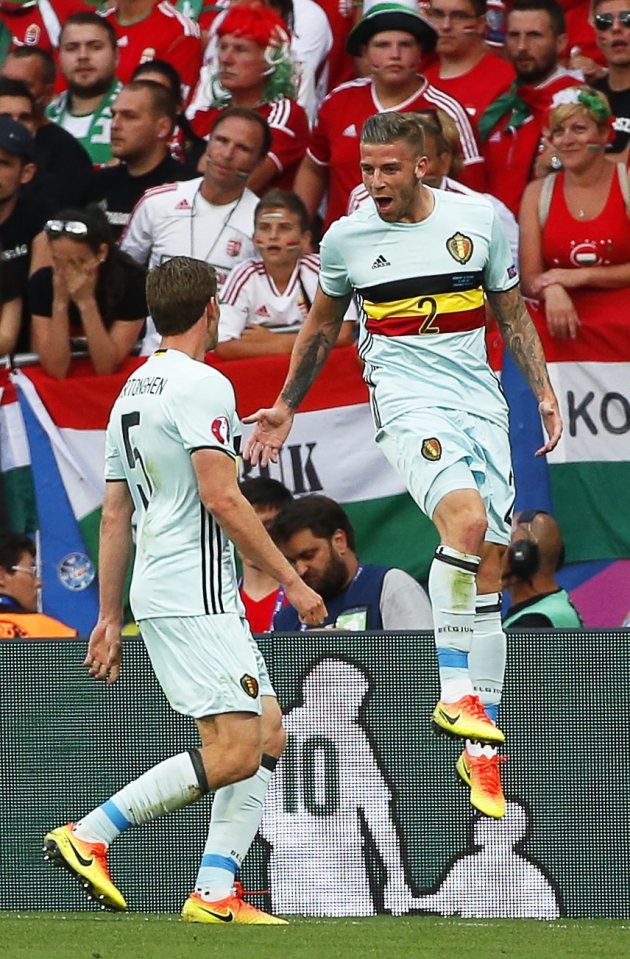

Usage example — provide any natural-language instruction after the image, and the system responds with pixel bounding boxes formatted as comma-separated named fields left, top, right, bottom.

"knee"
left=263, top=722, right=286, bottom=759
left=434, top=491, right=488, bottom=554
left=461, top=511, right=488, bottom=549
left=442, top=508, right=487, bottom=554
left=261, top=700, right=286, bottom=759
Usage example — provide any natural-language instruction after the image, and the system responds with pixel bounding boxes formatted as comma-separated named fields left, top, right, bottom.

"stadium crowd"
left=0, top=0, right=627, bottom=369
left=0, top=0, right=628, bottom=625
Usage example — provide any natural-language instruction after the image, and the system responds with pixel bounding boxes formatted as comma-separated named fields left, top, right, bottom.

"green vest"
left=504, top=589, right=584, bottom=629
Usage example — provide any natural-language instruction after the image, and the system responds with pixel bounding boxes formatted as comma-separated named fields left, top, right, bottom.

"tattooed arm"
left=487, top=285, right=563, bottom=456
left=243, top=287, right=352, bottom=466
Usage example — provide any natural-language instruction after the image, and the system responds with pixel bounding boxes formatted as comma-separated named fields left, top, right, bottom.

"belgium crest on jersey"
left=421, top=438, right=442, bottom=461
left=240, top=674, right=259, bottom=698
left=446, top=232, right=473, bottom=265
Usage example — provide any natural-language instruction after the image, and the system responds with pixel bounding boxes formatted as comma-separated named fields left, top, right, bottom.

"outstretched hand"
left=536, top=398, right=563, bottom=457
left=84, top=621, right=122, bottom=685
left=242, top=405, right=294, bottom=467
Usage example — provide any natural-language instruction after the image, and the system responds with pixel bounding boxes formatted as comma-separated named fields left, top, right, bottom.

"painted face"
left=280, top=529, right=349, bottom=598
left=204, top=115, right=264, bottom=189
left=594, top=0, right=630, bottom=67
left=429, top=0, right=485, bottom=57
left=549, top=108, right=608, bottom=168
left=359, top=137, right=426, bottom=222
left=365, top=30, right=423, bottom=85
left=505, top=10, right=563, bottom=83
left=254, top=207, right=307, bottom=269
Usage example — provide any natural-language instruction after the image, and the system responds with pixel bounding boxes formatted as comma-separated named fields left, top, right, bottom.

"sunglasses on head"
left=594, top=10, right=630, bottom=30
left=44, top=219, right=89, bottom=237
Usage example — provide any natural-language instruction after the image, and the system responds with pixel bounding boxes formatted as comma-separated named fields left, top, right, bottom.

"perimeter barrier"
left=1, top=630, right=628, bottom=919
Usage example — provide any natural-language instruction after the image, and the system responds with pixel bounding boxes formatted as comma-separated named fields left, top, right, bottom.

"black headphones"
left=507, top=509, right=565, bottom=579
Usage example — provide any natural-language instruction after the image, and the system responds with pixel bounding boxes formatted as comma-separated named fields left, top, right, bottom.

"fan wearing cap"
left=294, top=0, right=486, bottom=228
left=0, top=115, right=50, bottom=357
left=187, top=5, right=309, bottom=193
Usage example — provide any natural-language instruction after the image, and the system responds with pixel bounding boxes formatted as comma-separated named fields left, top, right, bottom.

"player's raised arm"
left=243, top=287, right=352, bottom=466
left=487, top=285, right=563, bottom=456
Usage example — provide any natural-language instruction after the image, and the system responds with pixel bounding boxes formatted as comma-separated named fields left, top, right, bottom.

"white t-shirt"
left=105, top=348, right=243, bottom=620
left=218, top=252, right=357, bottom=341
left=319, top=189, right=517, bottom=431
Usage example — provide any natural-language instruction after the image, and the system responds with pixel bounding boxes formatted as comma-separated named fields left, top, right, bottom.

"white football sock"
left=469, top=592, right=506, bottom=724
left=195, top=759, right=275, bottom=902
left=429, top=545, right=480, bottom=702
left=73, top=750, right=208, bottom=846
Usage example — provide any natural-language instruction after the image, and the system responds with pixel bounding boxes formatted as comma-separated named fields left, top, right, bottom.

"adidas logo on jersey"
left=255, top=305, right=271, bottom=317
left=342, top=124, right=357, bottom=137
left=175, top=198, right=192, bottom=210
left=372, top=254, right=390, bottom=269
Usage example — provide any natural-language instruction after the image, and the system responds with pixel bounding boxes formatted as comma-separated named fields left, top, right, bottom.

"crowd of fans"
left=0, top=0, right=627, bottom=374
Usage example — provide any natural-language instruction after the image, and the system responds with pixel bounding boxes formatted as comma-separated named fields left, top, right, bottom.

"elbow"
left=201, top=489, right=240, bottom=521
left=40, top=356, right=71, bottom=379
left=214, top=341, right=238, bottom=361
left=93, top=357, right=120, bottom=376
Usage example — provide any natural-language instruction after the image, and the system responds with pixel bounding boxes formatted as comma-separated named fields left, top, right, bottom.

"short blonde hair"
left=548, top=86, right=611, bottom=134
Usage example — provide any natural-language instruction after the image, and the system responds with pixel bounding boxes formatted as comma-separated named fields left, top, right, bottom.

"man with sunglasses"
left=0, top=532, right=77, bottom=637
left=592, top=0, right=630, bottom=157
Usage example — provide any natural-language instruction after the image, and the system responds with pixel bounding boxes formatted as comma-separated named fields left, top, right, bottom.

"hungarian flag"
left=504, top=306, right=630, bottom=564
left=8, top=360, right=143, bottom=634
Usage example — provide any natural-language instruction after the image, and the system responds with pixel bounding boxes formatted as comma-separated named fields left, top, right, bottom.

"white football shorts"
left=138, top=612, right=275, bottom=719
left=376, top=407, right=514, bottom=545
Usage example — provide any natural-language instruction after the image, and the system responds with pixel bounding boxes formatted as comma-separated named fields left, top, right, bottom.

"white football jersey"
left=218, top=253, right=357, bottom=341
left=320, top=189, right=517, bottom=431
left=105, top=349, right=243, bottom=620
left=121, top=177, right=258, bottom=289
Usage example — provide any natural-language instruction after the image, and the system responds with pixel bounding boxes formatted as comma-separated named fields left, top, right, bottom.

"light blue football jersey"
left=319, top=189, right=518, bottom=432
left=105, top=349, right=244, bottom=620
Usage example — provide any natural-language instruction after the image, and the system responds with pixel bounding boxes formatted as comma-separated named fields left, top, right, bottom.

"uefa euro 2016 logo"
left=57, top=552, right=96, bottom=592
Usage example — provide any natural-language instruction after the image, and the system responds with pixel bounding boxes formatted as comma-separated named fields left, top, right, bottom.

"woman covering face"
left=29, top=205, right=147, bottom=378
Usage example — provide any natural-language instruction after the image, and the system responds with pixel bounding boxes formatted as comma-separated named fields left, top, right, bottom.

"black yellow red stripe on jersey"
left=357, top=271, right=485, bottom=337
